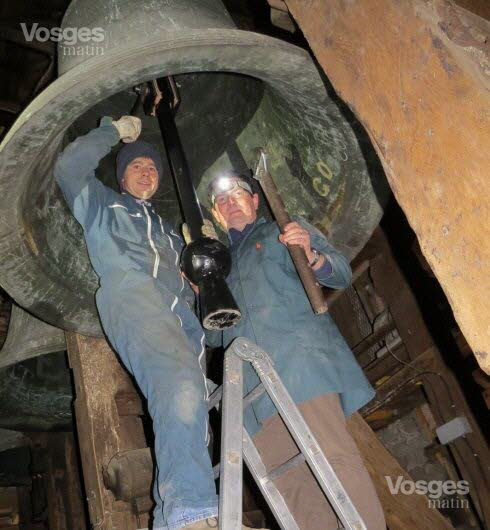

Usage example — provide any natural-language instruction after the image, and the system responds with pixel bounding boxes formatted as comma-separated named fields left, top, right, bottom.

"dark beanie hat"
left=116, top=140, right=163, bottom=185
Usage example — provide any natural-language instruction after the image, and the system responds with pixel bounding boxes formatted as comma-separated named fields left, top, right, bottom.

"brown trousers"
left=253, top=393, right=386, bottom=530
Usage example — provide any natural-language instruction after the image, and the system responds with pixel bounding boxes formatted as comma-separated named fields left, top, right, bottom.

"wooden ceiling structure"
left=281, top=0, right=490, bottom=376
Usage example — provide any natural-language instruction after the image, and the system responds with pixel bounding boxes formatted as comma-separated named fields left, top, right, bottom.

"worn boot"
left=184, top=517, right=268, bottom=529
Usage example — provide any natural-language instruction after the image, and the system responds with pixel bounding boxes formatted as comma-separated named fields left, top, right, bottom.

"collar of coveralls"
left=122, top=191, right=152, bottom=207
left=228, top=219, right=258, bottom=247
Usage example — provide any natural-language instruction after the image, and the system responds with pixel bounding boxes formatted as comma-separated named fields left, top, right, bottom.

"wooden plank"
left=361, top=346, right=438, bottom=417
left=363, top=343, right=410, bottom=384
left=421, top=353, right=490, bottom=526
left=346, top=413, right=454, bottom=530
left=42, top=433, right=86, bottom=530
left=284, top=0, right=490, bottom=374
left=63, top=433, right=88, bottom=530
left=115, top=391, right=144, bottom=417
left=66, top=332, right=146, bottom=530
left=352, top=321, right=395, bottom=357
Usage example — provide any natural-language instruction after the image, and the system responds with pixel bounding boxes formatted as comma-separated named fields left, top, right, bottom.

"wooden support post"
left=66, top=332, right=148, bottom=530
left=346, top=414, right=454, bottom=530
left=37, top=433, right=87, bottom=530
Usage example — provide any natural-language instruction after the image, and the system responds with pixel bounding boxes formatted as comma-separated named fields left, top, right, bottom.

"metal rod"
left=243, top=383, right=266, bottom=408
left=219, top=346, right=244, bottom=530
left=154, top=77, right=204, bottom=241
left=208, top=386, right=223, bottom=411
left=136, top=78, right=242, bottom=330
left=267, top=453, right=306, bottom=482
left=242, top=429, right=300, bottom=530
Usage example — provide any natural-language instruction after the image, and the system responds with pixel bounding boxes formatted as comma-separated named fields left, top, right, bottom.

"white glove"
left=112, top=116, right=142, bottom=143
left=202, top=219, right=218, bottom=240
left=182, top=219, right=218, bottom=244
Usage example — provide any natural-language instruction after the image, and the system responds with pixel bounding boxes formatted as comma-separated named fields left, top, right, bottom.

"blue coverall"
left=207, top=217, right=375, bottom=435
left=54, top=120, right=218, bottom=529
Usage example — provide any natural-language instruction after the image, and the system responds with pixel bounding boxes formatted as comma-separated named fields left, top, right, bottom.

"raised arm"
left=54, top=116, right=140, bottom=229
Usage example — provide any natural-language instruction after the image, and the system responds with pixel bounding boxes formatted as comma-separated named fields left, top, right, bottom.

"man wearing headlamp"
left=206, top=173, right=386, bottom=530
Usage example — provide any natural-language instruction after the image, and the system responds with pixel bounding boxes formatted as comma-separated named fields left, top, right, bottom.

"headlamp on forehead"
left=208, top=174, right=252, bottom=205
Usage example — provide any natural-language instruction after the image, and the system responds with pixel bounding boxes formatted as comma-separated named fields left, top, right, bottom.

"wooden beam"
left=39, top=433, right=87, bottom=530
left=346, top=414, right=454, bottom=530
left=115, top=391, right=144, bottom=417
left=352, top=321, right=395, bottom=357
left=66, top=332, right=147, bottom=529
left=366, top=229, right=490, bottom=527
left=284, top=0, right=490, bottom=374
left=361, top=346, right=439, bottom=417
left=363, top=342, right=410, bottom=384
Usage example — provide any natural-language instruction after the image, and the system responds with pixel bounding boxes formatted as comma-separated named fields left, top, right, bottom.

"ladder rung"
left=212, top=384, right=266, bottom=482
left=266, top=452, right=305, bottom=482
left=208, top=383, right=265, bottom=412
left=208, top=386, right=222, bottom=410
left=243, top=383, right=265, bottom=407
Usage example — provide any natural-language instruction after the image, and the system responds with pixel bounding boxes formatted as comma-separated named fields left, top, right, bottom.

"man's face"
left=212, top=186, right=259, bottom=232
left=121, top=157, right=159, bottom=200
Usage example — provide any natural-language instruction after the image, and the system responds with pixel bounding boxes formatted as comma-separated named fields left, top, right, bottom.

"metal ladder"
left=209, top=337, right=366, bottom=530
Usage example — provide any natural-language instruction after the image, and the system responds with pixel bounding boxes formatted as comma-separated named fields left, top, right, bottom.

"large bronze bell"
left=0, top=304, right=65, bottom=369
left=0, top=0, right=387, bottom=336
left=0, top=305, right=71, bottom=430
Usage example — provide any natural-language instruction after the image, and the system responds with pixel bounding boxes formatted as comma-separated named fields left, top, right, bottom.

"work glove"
left=112, top=115, right=142, bottom=143
left=182, top=219, right=218, bottom=244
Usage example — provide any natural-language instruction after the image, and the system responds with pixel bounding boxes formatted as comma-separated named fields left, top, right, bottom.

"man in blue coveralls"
left=207, top=174, right=386, bottom=530
left=54, top=116, right=263, bottom=530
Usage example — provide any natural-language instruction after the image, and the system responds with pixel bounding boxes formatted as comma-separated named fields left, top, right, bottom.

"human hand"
left=112, top=116, right=142, bottom=143
left=182, top=223, right=191, bottom=245
left=279, top=221, right=314, bottom=263
left=202, top=219, right=218, bottom=240
left=182, top=220, right=218, bottom=244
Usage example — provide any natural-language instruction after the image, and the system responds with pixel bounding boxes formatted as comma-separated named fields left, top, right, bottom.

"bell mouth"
left=203, top=309, right=242, bottom=331
left=0, top=27, right=385, bottom=335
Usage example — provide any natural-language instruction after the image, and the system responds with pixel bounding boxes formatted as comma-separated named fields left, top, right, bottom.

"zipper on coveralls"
left=142, top=204, right=160, bottom=279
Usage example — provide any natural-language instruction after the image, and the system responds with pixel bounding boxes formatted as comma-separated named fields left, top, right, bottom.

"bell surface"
left=0, top=0, right=387, bottom=335
left=0, top=304, right=66, bottom=369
